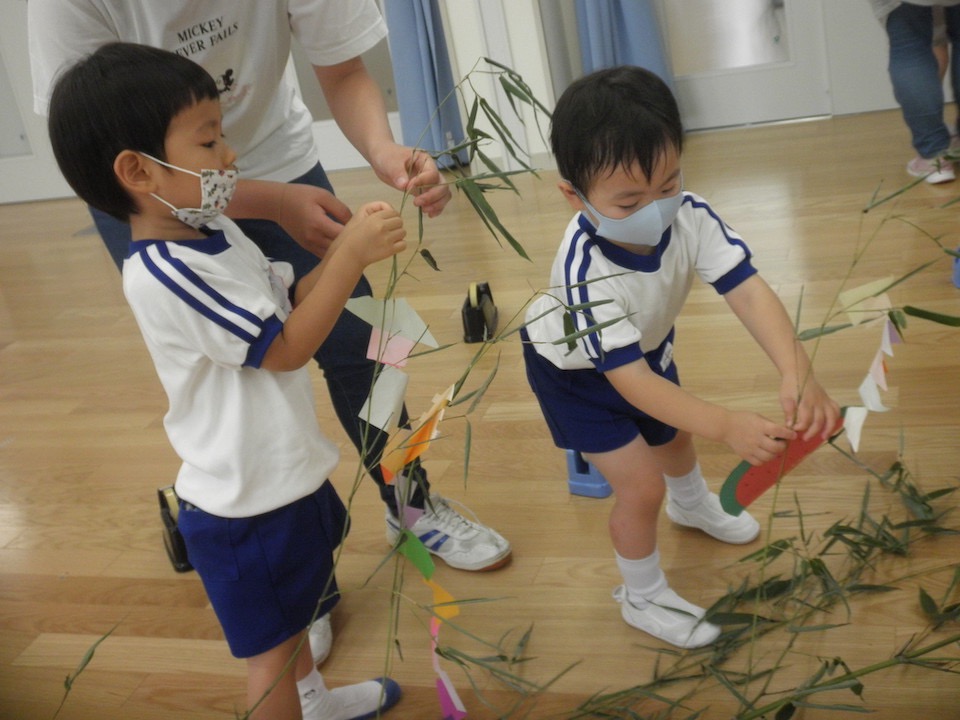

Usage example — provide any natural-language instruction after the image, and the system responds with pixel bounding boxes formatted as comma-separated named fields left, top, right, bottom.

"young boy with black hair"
left=522, top=66, right=840, bottom=649
left=48, top=42, right=406, bottom=719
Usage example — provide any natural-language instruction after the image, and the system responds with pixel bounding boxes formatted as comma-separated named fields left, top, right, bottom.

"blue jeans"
left=886, top=3, right=960, bottom=158
left=91, top=163, right=426, bottom=515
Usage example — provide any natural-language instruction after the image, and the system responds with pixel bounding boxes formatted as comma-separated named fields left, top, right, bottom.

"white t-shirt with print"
left=29, top=0, right=387, bottom=181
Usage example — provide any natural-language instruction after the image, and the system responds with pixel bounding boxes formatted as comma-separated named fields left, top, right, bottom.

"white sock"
left=664, top=463, right=709, bottom=509
left=615, top=549, right=668, bottom=606
left=298, top=668, right=329, bottom=718
left=298, top=670, right=390, bottom=720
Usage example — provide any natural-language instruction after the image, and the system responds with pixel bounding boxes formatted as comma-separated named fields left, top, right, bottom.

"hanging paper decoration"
left=379, top=385, right=454, bottom=484
left=346, top=295, right=468, bottom=717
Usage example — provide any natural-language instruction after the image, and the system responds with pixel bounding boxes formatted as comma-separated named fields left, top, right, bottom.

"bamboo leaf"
left=798, top=323, right=854, bottom=341
left=459, top=178, right=531, bottom=259
left=473, top=148, right=520, bottom=194
left=903, top=305, right=960, bottom=327
left=54, top=624, right=119, bottom=719
left=551, top=316, right=623, bottom=346
left=562, top=311, right=576, bottom=351
left=419, top=248, right=439, bottom=271
left=920, top=587, right=940, bottom=619
left=775, top=703, right=796, bottom=720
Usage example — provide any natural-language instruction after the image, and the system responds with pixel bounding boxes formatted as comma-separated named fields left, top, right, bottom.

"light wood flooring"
left=1, top=109, right=959, bottom=719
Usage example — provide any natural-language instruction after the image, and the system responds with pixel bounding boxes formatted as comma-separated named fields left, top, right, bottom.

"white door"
left=0, top=0, right=75, bottom=204
left=658, top=0, right=832, bottom=130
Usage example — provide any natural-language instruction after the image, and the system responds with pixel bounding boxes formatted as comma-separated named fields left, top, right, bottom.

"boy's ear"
left=113, top=150, right=157, bottom=197
left=557, top=179, right=586, bottom=213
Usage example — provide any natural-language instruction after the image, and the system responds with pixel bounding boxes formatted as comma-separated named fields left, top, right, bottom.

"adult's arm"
left=314, top=57, right=451, bottom=218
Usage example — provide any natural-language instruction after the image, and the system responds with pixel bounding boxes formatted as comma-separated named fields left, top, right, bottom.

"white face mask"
left=576, top=182, right=684, bottom=247
left=141, top=153, right=238, bottom=229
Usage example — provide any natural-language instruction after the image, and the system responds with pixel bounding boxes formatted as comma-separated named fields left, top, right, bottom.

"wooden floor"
left=2, top=109, right=959, bottom=719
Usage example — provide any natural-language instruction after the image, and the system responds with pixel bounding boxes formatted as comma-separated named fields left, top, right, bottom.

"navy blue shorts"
left=177, top=480, right=347, bottom=658
left=521, top=328, right=679, bottom=454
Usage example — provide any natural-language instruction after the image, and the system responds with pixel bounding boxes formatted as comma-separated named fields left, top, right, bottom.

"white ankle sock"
left=664, top=463, right=709, bottom=509
left=298, top=670, right=390, bottom=720
left=615, top=549, right=668, bottom=606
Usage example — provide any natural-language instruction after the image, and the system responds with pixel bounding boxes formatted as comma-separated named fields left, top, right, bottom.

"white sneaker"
left=301, top=677, right=401, bottom=720
left=907, top=154, right=956, bottom=184
left=666, top=492, right=760, bottom=544
left=385, top=493, right=511, bottom=571
left=613, top=585, right=721, bottom=649
left=308, top=614, right=332, bottom=665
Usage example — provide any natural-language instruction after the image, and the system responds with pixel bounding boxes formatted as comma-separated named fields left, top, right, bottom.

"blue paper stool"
left=566, top=449, right=612, bottom=498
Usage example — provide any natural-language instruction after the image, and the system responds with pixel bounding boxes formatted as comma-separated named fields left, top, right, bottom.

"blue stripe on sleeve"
left=687, top=196, right=752, bottom=261
left=244, top=315, right=284, bottom=368
left=712, top=258, right=757, bottom=294
left=563, top=231, right=604, bottom=359
left=140, top=245, right=262, bottom=344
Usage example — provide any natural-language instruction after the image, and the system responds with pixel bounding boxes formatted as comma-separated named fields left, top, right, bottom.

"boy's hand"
left=722, top=410, right=797, bottom=466
left=780, top=375, right=841, bottom=442
left=334, top=201, right=407, bottom=267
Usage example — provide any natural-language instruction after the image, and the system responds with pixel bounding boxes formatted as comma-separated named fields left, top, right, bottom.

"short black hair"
left=550, top=66, right=683, bottom=195
left=48, top=42, right=220, bottom=221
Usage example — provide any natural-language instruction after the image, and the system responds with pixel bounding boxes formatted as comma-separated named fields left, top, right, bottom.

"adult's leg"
left=233, top=164, right=426, bottom=517
left=886, top=4, right=951, bottom=158
left=89, top=206, right=132, bottom=269
left=944, top=5, right=960, bottom=136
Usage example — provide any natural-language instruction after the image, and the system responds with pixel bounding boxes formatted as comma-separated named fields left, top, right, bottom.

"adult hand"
left=370, top=143, right=452, bottom=217
left=277, top=183, right=353, bottom=257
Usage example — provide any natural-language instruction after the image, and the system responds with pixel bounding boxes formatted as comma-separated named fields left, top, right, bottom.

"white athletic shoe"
left=613, top=585, right=721, bottom=649
left=666, top=492, right=760, bottom=544
left=385, top=493, right=511, bottom=571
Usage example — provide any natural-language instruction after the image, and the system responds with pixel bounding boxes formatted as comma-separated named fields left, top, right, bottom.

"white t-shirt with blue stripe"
left=123, top=216, right=338, bottom=518
left=524, top=191, right=756, bottom=373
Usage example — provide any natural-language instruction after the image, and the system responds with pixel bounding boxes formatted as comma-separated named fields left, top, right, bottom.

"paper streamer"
left=858, top=374, right=889, bottom=412
left=843, top=406, right=869, bottom=453
left=380, top=385, right=454, bottom=483
left=429, top=597, right=467, bottom=720
left=359, top=365, right=409, bottom=434
left=346, top=296, right=438, bottom=347
left=882, top=317, right=902, bottom=356
left=424, top=577, right=460, bottom=620
left=869, top=349, right=888, bottom=391
left=396, top=528, right=435, bottom=579
left=368, top=326, right=417, bottom=368
left=437, top=671, right=468, bottom=720
left=839, top=278, right=893, bottom=325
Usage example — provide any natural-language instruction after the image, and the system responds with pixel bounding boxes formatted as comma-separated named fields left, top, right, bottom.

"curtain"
left=382, top=0, right=467, bottom=168
left=574, top=0, right=673, bottom=85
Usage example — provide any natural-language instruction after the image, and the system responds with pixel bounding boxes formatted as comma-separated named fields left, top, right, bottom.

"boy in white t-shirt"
left=29, top=0, right=512, bottom=589
left=49, top=42, right=407, bottom=720
left=522, top=66, right=840, bottom=649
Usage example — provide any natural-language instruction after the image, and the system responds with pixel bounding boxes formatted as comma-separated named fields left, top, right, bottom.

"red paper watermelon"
left=719, top=418, right=844, bottom=516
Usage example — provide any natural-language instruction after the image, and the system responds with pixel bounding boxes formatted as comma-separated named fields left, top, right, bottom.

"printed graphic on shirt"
left=171, top=16, right=241, bottom=98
